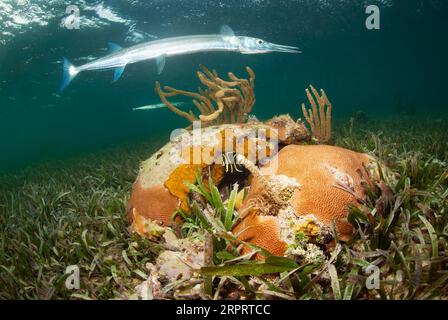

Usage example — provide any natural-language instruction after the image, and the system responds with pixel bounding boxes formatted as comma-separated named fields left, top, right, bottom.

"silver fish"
left=59, top=25, right=300, bottom=91
left=132, top=102, right=185, bottom=111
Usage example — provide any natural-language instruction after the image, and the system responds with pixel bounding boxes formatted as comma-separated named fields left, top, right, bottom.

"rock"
left=265, top=114, right=310, bottom=144
left=156, top=251, right=194, bottom=281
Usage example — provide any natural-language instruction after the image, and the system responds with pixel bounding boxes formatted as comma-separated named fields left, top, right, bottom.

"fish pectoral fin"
left=108, top=42, right=122, bottom=53
left=113, top=65, right=126, bottom=82
left=220, top=25, right=235, bottom=37
left=156, top=55, right=166, bottom=75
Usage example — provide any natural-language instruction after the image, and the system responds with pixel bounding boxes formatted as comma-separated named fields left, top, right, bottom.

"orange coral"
left=131, top=208, right=166, bottom=241
left=233, top=213, right=286, bottom=257
left=282, top=145, right=372, bottom=236
left=131, top=209, right=147, bottom=236
left=128, top=163, right=225, bottom=228
left=127, top=120, right=310, bottom=230
left=234, top=144, right=374, bottom=256
left=127, top=181, right=179, bottom=226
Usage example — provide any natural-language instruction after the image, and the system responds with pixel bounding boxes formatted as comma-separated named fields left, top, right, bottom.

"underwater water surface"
left=0, top=0, right=447, bottom=171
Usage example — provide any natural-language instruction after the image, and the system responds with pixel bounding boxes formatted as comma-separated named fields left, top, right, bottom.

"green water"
left=0, top=0, right=447, bottom=173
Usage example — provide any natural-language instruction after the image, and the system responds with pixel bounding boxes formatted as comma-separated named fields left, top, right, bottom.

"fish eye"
left=256, top=39, right=263, bottom=45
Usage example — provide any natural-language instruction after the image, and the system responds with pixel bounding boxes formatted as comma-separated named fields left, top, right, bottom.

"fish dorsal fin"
left=156, top=55, right=166, bottom=75
left=113, top=66, right=125, bottom=82
left=220, top=25, right=235, bottom=37
left=108, top=42, right=122, bottom=53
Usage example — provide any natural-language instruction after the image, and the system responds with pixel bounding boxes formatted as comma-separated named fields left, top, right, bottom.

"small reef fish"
left=59, top=25, right=300, bottom=91
left=132, top=102, right=186, bottom=111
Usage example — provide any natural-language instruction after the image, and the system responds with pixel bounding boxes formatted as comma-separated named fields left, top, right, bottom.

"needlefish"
left=59, top=25, right=300, bottom=91
left=132, top=102, right=186, bottom=111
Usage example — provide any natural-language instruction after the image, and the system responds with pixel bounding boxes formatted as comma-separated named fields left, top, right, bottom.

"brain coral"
left=234, top=144, right=376, bottom=256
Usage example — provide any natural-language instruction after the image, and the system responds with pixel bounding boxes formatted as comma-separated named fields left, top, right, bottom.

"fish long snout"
left=267, top=43, right=301, bottom=53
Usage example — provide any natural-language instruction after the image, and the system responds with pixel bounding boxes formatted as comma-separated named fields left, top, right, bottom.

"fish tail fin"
left=59, top=57, right=79, bottom=92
